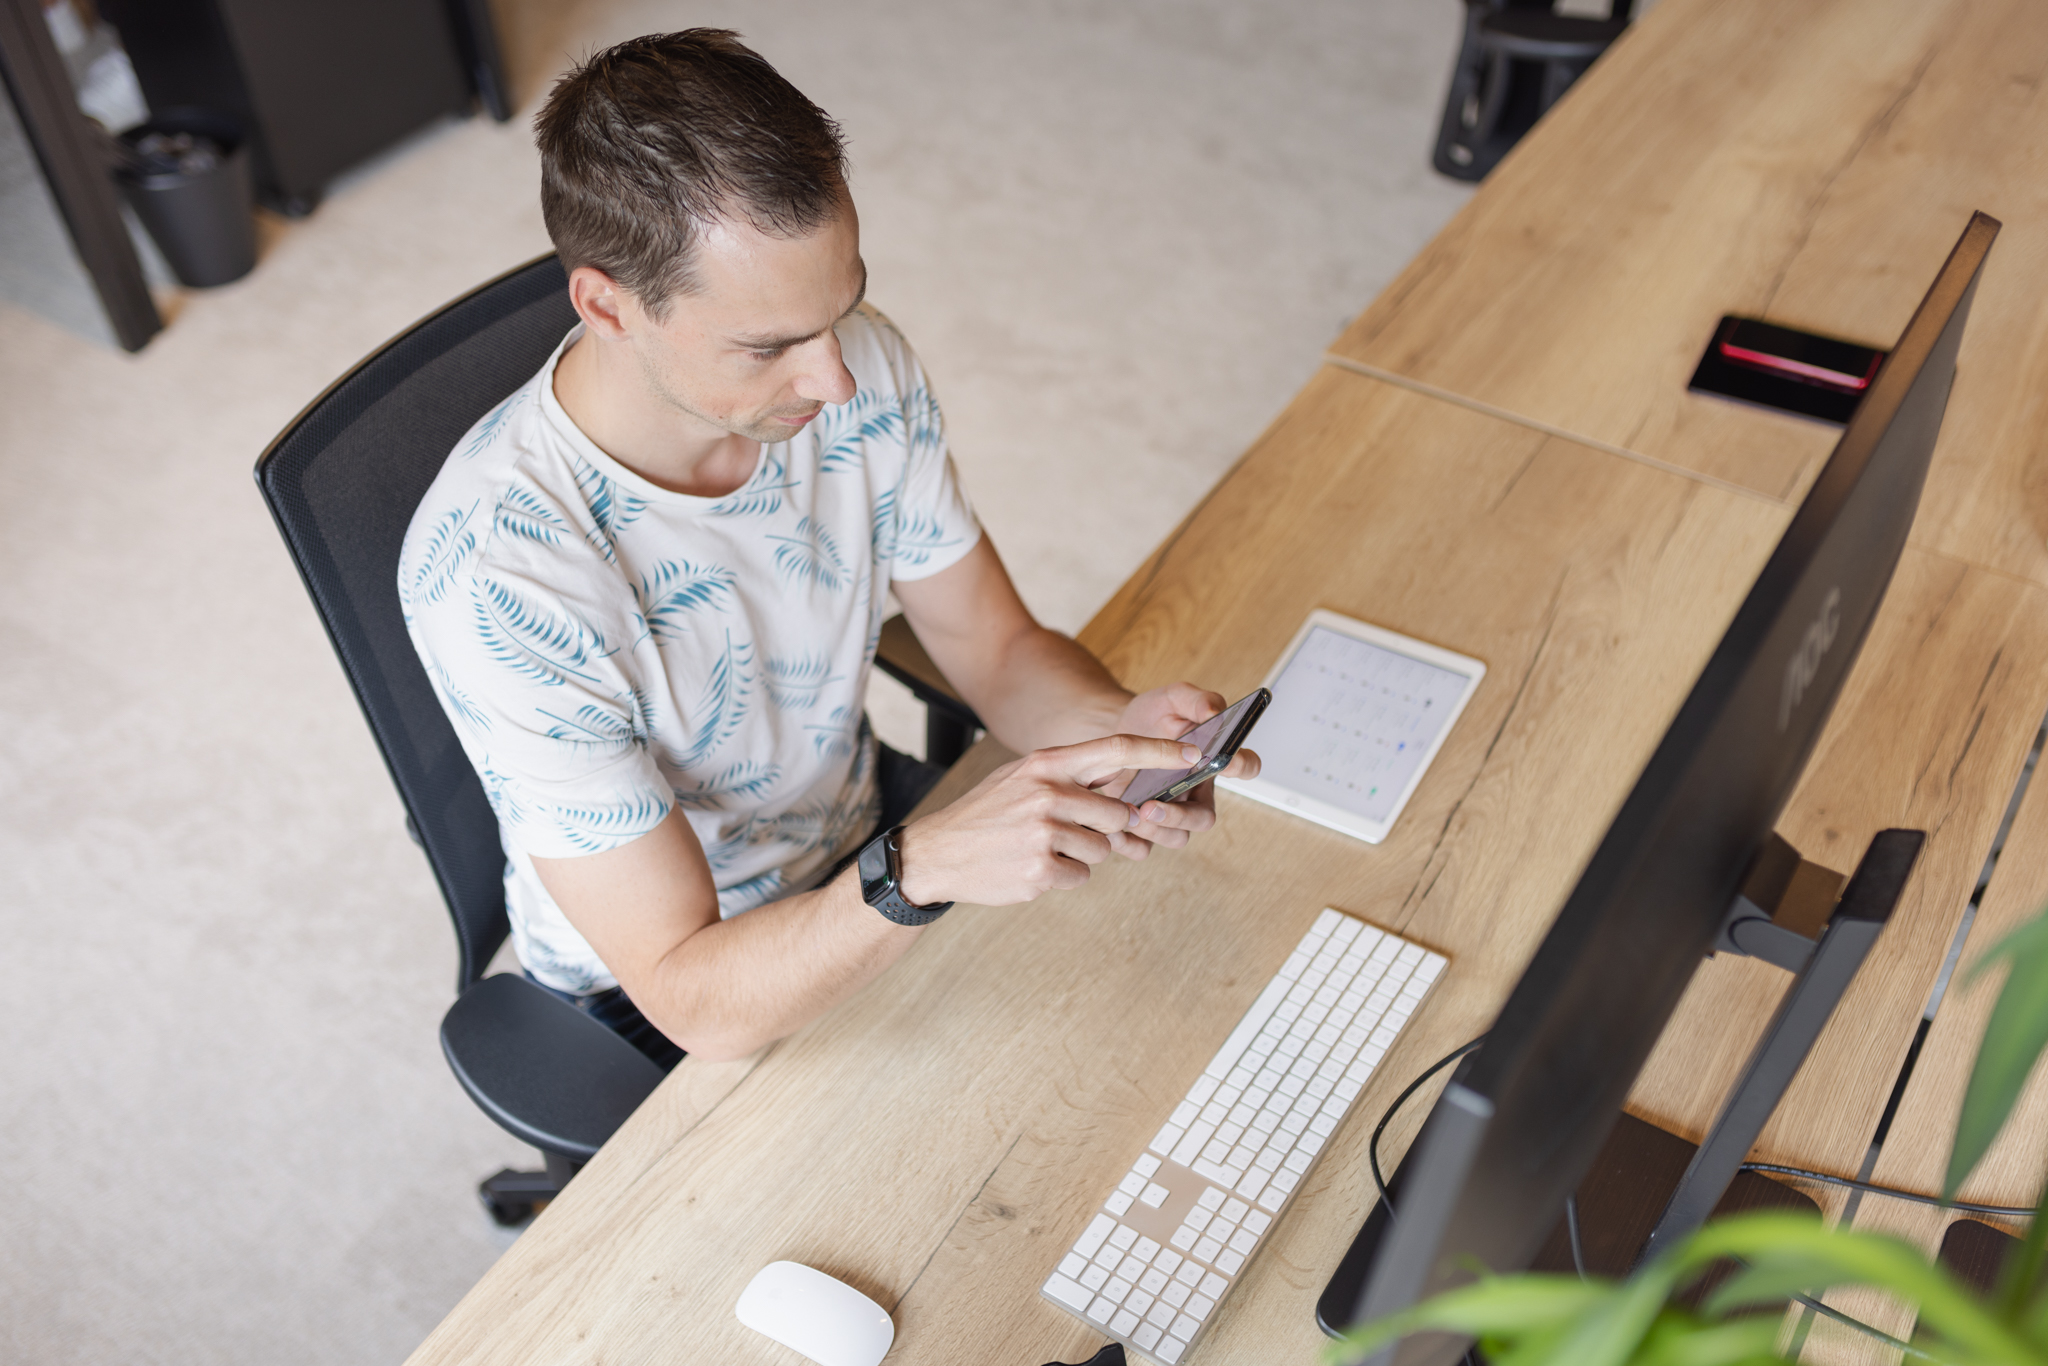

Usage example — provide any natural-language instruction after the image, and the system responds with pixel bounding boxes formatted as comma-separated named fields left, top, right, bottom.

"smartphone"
left=1716, top=317, right=1883, bottom=393
left=1121, top=688, right=1271, bottom=809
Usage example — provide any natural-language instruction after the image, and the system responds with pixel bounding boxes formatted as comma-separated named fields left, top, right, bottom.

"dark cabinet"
left=100, top=0, right=494, bottom=215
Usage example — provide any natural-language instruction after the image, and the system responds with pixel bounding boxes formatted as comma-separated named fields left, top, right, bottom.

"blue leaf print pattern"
left=902, top=383, right=945, bottom=456
left=479, top=765, right=528, bottom=824
left=893, top=510, right=962, bottom=571
left=675, top=758, right=783, bottom=810
left=493, top=486, right=571, bottom=548
left=552, top=791, right=671, bottom=853
left=403, top=501, right=480, bottom=614
left=720, top=868, right=787, bottom=914
left=633, top=560, right=736, bottom=645
left=805, top=703, right=859, bottom=760
left=538, top=703, right=640, bottom=746
left=763, top=652, right=844, bottom=711
left=573, top=459, right=651, bottom=564
left=709, top=446, right=800, bottom=519
left=459, top=390, right=526, bottom=460
left=473, top=575, right=617, bottom=687
left=814, top=389, right=904, bottom=473
left=674, top=631, right=756, bottom=768
left=428, top=661, right=490, bottom=733
left=869, top=487, right=898, bottom=567
left=768, top=517, right=848, bottom=591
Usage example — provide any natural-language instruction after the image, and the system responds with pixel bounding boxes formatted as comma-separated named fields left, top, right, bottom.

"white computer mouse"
left=735, top=1260, right=895, bottom=1366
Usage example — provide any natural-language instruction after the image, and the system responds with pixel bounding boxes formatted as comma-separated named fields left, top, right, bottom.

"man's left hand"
left=1099, top=682, right=1261, bottom=859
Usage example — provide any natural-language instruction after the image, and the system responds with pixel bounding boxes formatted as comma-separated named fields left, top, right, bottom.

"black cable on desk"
left=1364, top=1045, right=1971, bottom=1361
left=1369, top=1035, right=1487, bottom=1222
left=1740, top=1162, right=2037, bottom=1219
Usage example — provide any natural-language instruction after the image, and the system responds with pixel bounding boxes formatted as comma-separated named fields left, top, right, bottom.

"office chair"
left=1432, top=0, right=1634, bottom=181
left=254, top=253, right=982, bottom=1224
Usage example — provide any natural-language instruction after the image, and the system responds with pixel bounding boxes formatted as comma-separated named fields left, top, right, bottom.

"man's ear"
left=567, top=265, right=635, bottom=341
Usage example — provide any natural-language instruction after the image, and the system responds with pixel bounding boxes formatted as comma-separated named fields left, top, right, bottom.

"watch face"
left=858, top=832, right=894, bottom=902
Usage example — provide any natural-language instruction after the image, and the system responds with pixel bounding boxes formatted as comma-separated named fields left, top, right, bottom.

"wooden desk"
left=1328, top=0, right=2048, bottom=592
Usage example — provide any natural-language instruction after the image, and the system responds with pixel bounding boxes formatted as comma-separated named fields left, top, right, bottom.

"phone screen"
left=1121, top=689, right=1270, bottom=809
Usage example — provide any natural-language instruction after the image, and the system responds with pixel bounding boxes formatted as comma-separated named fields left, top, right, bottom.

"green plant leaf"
left=1324, top=1274, right=1613, bottom=1363
left=1631, top=1314, right=1787, bottom=1366
left=1947, top=908, right=2048, bottom=1199
left=1697, top=1220, right=2027, bottom=1362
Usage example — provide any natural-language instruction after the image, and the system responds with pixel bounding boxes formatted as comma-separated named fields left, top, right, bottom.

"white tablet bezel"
left=1216, top=609, right=1486, bottom=845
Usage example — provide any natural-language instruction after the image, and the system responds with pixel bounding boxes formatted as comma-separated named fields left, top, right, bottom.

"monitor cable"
left=1369, top=1034, right=1488, bottom=1223
left=1738, top=1161, right=2036, bottom=1219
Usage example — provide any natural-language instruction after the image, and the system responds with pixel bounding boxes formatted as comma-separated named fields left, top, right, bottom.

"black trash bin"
left=114, top=108, right=257, bottom=288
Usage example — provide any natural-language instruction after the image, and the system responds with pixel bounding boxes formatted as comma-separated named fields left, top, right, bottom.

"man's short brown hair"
left=534, top=30, right=848, bottom=314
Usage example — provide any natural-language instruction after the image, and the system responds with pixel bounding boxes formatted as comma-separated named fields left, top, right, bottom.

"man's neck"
left=551, top=330, right=760, bottom=498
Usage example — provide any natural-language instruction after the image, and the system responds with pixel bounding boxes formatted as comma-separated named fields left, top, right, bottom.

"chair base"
left=479, top=1150, right=582, bottom=1226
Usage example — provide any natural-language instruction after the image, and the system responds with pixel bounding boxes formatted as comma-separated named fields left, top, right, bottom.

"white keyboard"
left=1039, top=909, right=1446, bottom=1364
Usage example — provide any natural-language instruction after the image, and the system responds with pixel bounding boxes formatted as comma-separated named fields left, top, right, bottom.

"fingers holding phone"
left=896, top=734, right=1207, bottom=906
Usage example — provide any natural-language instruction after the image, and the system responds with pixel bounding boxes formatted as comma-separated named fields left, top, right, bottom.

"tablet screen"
left=1257, top=626, right=1472, bottom=823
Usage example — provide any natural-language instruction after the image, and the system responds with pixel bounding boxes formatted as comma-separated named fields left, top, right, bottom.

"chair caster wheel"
left=481, top=1191, right=537, bottom=1227
left=477, top=1165, right=560, bottom=1226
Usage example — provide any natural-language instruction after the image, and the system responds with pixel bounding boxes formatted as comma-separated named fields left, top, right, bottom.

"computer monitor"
left=1318, top=211, right=2001, bottom=1365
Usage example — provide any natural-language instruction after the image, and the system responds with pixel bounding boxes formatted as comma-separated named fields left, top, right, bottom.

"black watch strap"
left=857, top=825, right=952, bottom=926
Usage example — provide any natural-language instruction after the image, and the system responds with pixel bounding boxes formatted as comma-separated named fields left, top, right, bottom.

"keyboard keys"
left=1045, top=1274, right=1091, bottom=1310
left=1041, top=912, right=1446, bottom=1363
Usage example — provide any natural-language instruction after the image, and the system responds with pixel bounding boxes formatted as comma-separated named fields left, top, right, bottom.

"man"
left=399, top=30, right=1255, bottom=1068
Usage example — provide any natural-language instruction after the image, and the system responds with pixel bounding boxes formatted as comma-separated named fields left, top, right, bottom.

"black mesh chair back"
left=254, top=255, right=576, bottom=993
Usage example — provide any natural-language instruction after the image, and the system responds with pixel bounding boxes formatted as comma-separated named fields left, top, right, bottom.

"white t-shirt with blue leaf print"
left=398, top=304, right=981, bottom=994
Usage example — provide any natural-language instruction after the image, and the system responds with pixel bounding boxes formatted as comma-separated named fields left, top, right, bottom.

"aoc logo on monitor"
left=1779, top=586, right=1843, bottom=732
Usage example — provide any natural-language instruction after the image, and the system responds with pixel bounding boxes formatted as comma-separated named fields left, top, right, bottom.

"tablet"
left=1216, top=610, right=1485, bottom=844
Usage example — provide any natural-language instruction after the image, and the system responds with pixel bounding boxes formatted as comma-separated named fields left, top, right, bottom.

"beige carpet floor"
left=0, top=2, right=1473, bottom=1361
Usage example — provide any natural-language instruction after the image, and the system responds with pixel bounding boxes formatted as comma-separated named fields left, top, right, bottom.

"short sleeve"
left=883, top=352, right=981, bottom=582
left=407, top=525, right=674, bottom=861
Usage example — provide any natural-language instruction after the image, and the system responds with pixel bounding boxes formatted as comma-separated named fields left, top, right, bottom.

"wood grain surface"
left=1329, top=0, right=2048, bottom=595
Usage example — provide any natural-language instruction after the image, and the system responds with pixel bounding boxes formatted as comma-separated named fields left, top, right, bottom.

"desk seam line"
left=892, top=1126, right=1028, bottom=1313
left=1318, top=354, right=1785, bottom=506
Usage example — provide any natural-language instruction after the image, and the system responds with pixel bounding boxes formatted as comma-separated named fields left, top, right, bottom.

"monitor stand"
left=1317, top=828, right=1924, bottom=1339
left=1315, top=1112, right=1819, bottom=1336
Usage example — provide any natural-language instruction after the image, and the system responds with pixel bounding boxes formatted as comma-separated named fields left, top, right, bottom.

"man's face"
left=624, top=201, right=866, bottom=445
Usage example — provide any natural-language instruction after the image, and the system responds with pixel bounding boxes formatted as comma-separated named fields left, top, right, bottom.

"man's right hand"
left=893, top=734, right=1206, bottom=907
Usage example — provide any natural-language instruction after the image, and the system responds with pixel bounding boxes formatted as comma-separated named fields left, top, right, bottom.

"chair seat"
left=1476, top=10, right=1629, bottom=61
left=439, top=974, right=666, bottom=1161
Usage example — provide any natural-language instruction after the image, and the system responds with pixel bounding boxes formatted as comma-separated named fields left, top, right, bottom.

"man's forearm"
left=636, top=870, right=920, bottom=1061
left=963, top=625, right=1131, bottom=753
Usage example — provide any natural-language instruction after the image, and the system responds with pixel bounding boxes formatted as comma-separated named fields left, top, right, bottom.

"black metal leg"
left=478, top=1151, right=585, bottom=1226
left=1639, top=829, right=1925, bottom=1261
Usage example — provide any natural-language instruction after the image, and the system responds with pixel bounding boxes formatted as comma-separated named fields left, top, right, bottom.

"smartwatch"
left=857, top=825, right=952, bottom=926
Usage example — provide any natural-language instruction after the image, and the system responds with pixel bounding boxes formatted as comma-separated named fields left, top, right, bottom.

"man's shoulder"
left=399, top=374, right=623, bottom=623
left=835, top=302, right=928, bottom=397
